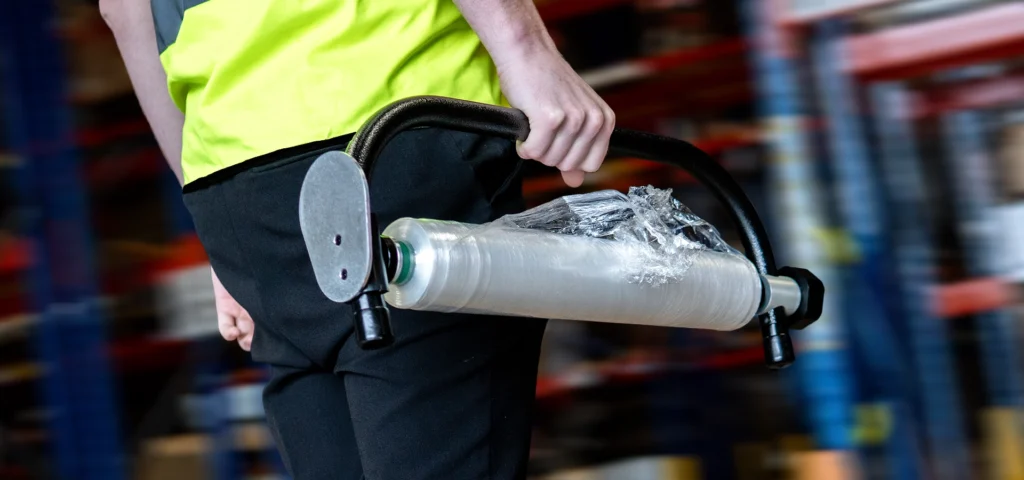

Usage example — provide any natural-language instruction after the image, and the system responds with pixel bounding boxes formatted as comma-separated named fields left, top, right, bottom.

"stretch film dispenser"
left=297, top=96, right=824, bottom=369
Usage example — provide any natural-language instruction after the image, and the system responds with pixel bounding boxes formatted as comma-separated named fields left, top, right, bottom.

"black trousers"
left=183, top=129, right=547, bottom=480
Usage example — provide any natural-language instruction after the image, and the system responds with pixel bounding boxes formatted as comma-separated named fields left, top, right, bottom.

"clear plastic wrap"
left=383, top=186, right=761, bottom=331
left=494, top=186, right=745, bottom=285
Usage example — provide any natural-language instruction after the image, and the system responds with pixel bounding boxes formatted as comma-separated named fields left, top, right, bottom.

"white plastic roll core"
left=382, top=218, right=763, bottom=331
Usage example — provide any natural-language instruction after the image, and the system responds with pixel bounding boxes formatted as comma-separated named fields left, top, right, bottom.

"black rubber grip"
left=348, top=95, right=530, bottom=180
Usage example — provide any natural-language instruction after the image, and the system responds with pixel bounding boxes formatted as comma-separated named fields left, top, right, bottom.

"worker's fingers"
left=573, top=87, right=615, bottom=174
left=211, top=268, right=256, bottom=351
left=517, top=108, right=563, bottom=164
left=581, top=106, right=615, bottom=174
left=218, top=312, right=240, bottom=341
left=557, top=103, right=607, bottom=175
left=213, top=269, right=242, bottom=343
left=235, top=312, right=254, bottom=352
left=541, top=108, right=585, bottom=168
left=561, top=170, right=585, bottom=188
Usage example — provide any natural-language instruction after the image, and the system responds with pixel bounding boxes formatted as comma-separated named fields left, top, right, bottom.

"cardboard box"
left=135, top=435, right=210, bottom=480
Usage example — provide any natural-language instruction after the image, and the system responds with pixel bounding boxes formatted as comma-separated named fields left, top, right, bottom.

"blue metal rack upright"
left=810, top=20, right=925, bottom=480
left=940, top=110, right=1024, bottom=444
left=740, top=0, right=856, bottom=458
left=869, top=82, right=972, bottom=480
left=0, top=1, right=126, bottom=479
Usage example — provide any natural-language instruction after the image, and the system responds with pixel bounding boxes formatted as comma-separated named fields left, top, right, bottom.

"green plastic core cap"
left=394, top=240, right=414, bottom=285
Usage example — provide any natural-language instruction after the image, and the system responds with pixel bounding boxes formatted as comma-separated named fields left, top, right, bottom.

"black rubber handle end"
left=763, top=332, right=795, bottom=370
left=761, top=307, right=795, bottom=370
left=353, top=292, right=394, bottom=350
left=777, top=266, right=825, bottom=330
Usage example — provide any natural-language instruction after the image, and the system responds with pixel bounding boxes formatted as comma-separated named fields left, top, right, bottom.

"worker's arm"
left=98, top=0, right=184, bottom=184
left=99, top=0, right=254, bottom=351
left=453, top=0, right=615, bottom=187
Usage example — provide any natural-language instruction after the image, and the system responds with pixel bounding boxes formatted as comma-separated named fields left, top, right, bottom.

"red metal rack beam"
left=522, top=135, right=757, bottom=198
left=911, top=73, right=1024, bottom=119
left=583, top=39, right=747, bottom=90
left=536, top=0, right=633, bottom=23
left=84, top=148, right=164, bottom=187
left=0, top=239, right=32, bottom=275
left=776, top=0, right=901, bottom=26
left=109, top=337, right=188, bottom=372
left=535, top=345, right=764, bottom=400
left=76, top=120, right=152, bottom=148
left=845, top=3, right=1024, bottom=80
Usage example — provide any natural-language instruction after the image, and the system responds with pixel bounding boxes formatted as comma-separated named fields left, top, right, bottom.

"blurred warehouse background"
left=3, top=0, right=1024, bottom=478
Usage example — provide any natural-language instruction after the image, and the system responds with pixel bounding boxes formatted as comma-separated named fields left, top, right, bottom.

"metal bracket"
left=298, top=150, right=373, bottom=303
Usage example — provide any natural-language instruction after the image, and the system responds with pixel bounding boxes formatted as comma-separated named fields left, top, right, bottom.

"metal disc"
left=299, top=150, right=372, bottom=303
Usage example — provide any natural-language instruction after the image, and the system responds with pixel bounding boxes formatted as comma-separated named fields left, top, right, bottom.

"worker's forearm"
left=99, top=0, right=185, bottom=185
left=452, top=0, right=558, bottom=69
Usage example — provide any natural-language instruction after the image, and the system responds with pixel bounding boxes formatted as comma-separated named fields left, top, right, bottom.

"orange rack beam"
left=934, top=277, right=1015, bottom=318
left=844, top=3, right=1024, bottom=80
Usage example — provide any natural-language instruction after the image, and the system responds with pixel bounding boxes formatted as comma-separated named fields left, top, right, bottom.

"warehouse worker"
left=100, top=0, right=614, bottom=478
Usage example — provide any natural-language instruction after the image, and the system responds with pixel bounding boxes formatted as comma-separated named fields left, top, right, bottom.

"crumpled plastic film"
left=382, top=186, right=762, bottom=331
left=494, top=186, right=745, bottom=285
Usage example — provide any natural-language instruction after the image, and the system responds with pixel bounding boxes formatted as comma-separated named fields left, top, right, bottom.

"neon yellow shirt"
left=153, top=0, right=504, bottom=184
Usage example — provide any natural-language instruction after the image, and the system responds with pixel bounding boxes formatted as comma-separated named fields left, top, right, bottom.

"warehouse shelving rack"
left=771, top=1, right=1024, bottom=478
left=1, top=2, right=126, bottom=479
left=871, top=81, right=973, bottom=480
left=14, top=1, right=1024, bottom=479
left=810, top=19, right=924, bottom=480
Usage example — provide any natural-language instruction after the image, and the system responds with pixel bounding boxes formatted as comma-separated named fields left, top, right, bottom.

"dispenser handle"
left=345, top=95, right=818, bottom=368
left=348, top=96, right=531, bottom=178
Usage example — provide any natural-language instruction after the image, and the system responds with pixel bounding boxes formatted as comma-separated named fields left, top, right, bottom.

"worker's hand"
left=212, top=269, right=254, bottom=351
left=451, top=0, right=614, bottom=186
left=496, top=43, right=615, bottom=187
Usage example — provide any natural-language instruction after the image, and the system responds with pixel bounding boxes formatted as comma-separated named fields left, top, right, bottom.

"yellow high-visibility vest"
left=153, top=0, right=505, bottom=184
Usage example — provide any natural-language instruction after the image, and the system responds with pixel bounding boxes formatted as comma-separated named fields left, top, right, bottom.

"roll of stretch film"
left=382, top=218, right=763, bottom=331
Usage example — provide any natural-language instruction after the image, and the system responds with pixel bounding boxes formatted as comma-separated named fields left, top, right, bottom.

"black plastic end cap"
left=353, top=293, right=395, bottom=350
left=777, top=266, right=825, bottom=330
left=764, top=332, right=795, bottom=370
